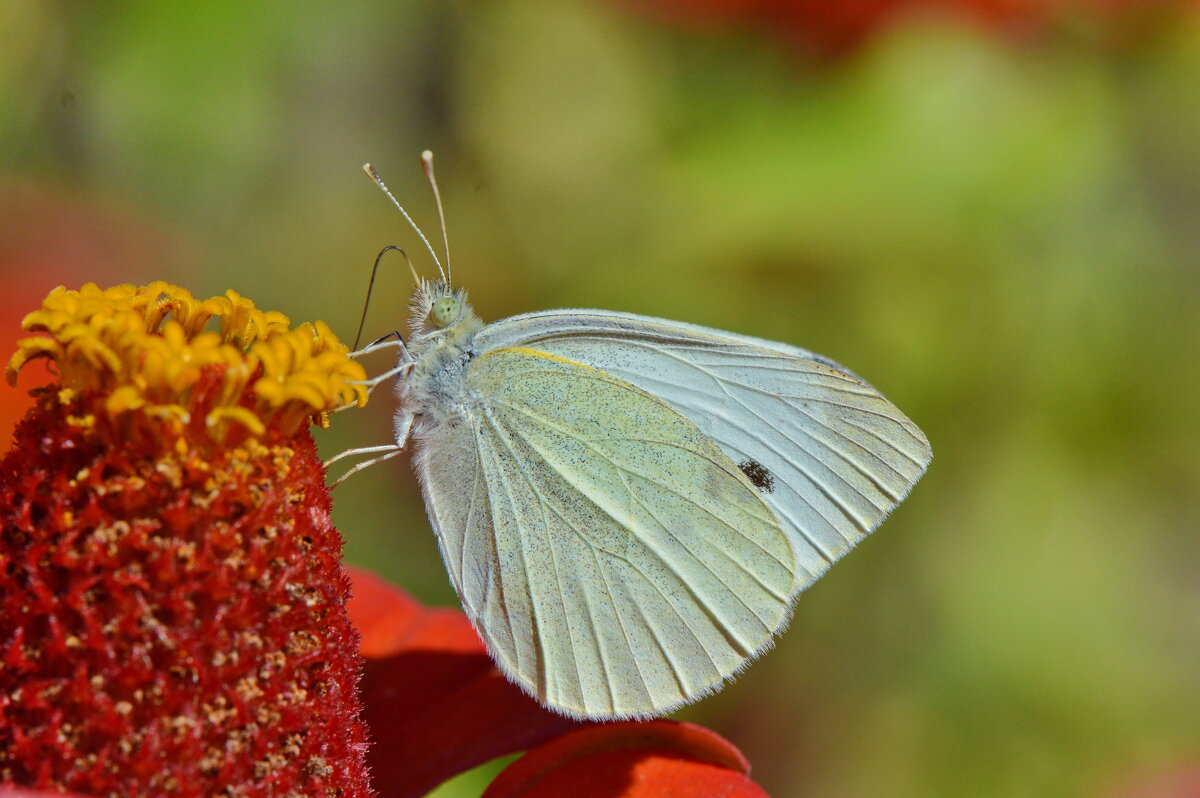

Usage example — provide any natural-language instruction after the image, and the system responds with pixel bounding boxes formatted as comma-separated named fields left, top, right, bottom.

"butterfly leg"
left=324, top=443, right=403, bottom=469
left=325, top=443, right=406, bottom=489
left=323, top=410, right=415, bottom=488
left=330, top=341, right=414, bottom=414
left=351, top=332, right=409, bottom=359
left=349, top=361, right=413, bottom=391
left=328, top=362, right=414, bottom=414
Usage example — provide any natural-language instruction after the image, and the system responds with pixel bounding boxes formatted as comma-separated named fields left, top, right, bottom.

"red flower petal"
left=347, top=566, right=480, bottom=658
left=347, top=567, right=590, bottom=798
left=483, top=720, right=770, bottom=798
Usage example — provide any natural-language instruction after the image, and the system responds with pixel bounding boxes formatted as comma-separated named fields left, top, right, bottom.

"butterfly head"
left=409, top=279, right=480, bottom=340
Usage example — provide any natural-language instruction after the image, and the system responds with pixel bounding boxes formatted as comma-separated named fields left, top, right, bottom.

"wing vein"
left=602, top=351, right=909, bottom=538
left=540, top=497, right=729, bottom=679
left=480, top=410, right=547, bottom=696
left=631, top=347, right=865, bottom=544
left=588, top=544, right=653, bottom=711
left=498, top=400, right=789, bottom=568
left=457, top=447, right=485, bottom=608
left=652, top=347, right=909, bottom=489
left=618, top=469, right=770, bottom=646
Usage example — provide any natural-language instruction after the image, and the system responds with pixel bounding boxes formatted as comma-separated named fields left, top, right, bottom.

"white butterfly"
left=341, top=155, right=931, bottom=721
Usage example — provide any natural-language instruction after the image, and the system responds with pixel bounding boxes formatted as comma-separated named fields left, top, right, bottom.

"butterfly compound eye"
left=430, top=296, right=461, bottom=328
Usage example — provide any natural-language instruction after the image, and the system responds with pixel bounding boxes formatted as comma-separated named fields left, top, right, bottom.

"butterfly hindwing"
left=414, top=346, right=796, bottom=719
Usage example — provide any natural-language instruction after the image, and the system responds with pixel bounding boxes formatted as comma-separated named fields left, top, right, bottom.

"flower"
left=1, top=282, right=770, bottom=797
left=1, top=283, right=371, bottom=796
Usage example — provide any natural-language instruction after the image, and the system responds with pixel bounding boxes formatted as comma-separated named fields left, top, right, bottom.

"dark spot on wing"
left=738, top=459, right=775, bottom=493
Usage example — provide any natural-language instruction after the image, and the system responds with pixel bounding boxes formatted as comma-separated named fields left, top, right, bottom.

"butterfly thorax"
left=397, top=282, right=485, bottom=426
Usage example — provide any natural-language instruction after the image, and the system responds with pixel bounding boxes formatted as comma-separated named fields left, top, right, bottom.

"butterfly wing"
left=475, top=309, right=932, bottom=591
left=414, top=346, right=796, bottom=719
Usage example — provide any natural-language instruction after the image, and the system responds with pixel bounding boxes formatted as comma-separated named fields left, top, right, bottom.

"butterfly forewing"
left=415, top=346, right=796, bottom=719
left=475, top=310, right=933, bottom=593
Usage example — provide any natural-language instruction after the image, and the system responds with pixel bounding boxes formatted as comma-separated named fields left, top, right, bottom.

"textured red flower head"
left=1, top=283, right=371, bottom=797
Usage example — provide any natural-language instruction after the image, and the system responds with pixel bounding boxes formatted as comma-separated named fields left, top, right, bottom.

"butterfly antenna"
left=420, top=150, right=452, bottom=283
left=362, top=162, right=447, bottom=283
left=353, top=245, right=413, bottom=351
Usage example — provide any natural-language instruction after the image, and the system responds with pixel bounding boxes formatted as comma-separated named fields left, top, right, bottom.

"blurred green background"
left=2, top=2, right=1198, bottom=796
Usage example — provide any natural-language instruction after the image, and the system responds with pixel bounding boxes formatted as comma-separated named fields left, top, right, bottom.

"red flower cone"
left=1, top=283, right=371, bottom=797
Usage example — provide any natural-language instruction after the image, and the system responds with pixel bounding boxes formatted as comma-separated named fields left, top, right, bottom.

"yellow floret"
left=6, top=283, right=369, bottom=443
